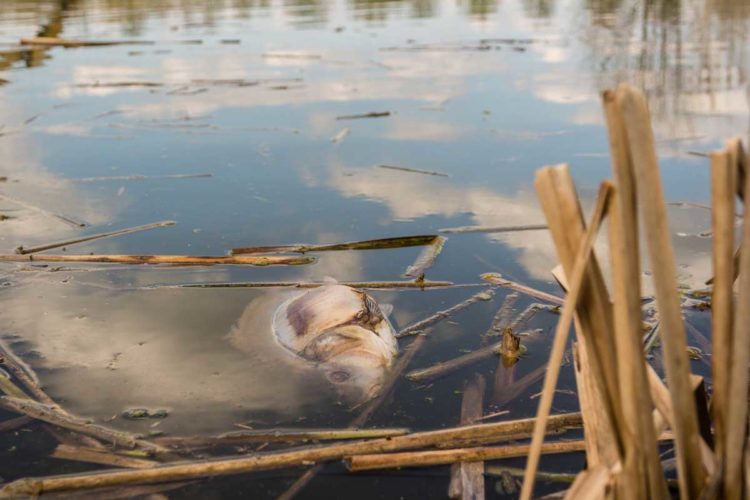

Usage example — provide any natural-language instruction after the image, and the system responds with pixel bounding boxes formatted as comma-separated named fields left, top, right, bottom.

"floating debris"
left=73, top=82, right=164, bottom=88
left=403, top=236, right=446, bottom=278
left=439, top=224, right=547, bottom=234
left=20, top=37, right=155, bottom=48
left=0, top=254, right=315, bottom=266
left=481, top=273, right=564, bottom=305
left=396, top=289, right=495, bottom=338
left=15, top=220, right=176, bottom=255
left=0, top=194, right=87, bottom=228
left=376, top=165, right=449, bottom=177
left=142, top=280, right=458, bottom=290
left=231, top=234, right=439, bottom=255
left=330, top=128, right=350, bottom=144
left=336, top=112, right=391, bottom=120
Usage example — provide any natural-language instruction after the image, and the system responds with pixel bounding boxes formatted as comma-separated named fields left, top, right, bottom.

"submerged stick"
left=0, top=193, right=86, bottom=227
left=396, top=289, right=495, bottom=338
left=480, top=273, right=564, bottom=305
left=403, top=236, right=446, bottom=278
left=347, top=440, right=587, bottom=472
left=439, top=224, right=547, bottom=234
left=376, top=165, right=449, bottom=177
left=231, top=235, right=438, bottom=255
left=15, top=220, right=176, bottom=255
left=52, top=445, right=159, bottom=469
left=71, top=173, right=211, bottom=182
left=448, top=374, right=486, bottom=499
left=0, top=397, right=166, bottom=455
left=155, top=428, right=410, bottom=448
left=0, top=254, right=314, bottom=266
left=0, top=413, right=583, bottom=496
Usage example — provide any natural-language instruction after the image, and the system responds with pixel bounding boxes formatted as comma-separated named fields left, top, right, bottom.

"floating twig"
left=403, top=236, right=446, bottom=278
left=376, top=165, right=449, bottom=177
left=73, top=81, right=163, bottom=88
left=70, top=173, right=211, bottom=182
left=0, top=254, right=314, bottom=266
left=20, top=37, right=154, bottom=48
left=0, top=193, right=87, bottom=227
left=448, top=374, right=486, bottom=499
left=439, top=224, right=547, bottom=234
left=154, top=428, right=410, bottom=448
left=396, top=289, right=495, bottom=338
left=142, top=280, right=459, bottom=290
left=15, top=220, right=176, bottom=255
left=231, top=234, right=438, bottom=255
left=481, top=273, right=563, bottom=305
left=51, top=444, right=160, bottom=469
left=336, top=112, right=391, bottom=120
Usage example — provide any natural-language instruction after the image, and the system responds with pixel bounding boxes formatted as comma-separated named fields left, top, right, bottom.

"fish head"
left=322, top=345, right=389, bottom=404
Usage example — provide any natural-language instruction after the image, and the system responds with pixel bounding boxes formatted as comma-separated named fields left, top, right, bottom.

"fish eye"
left=329, top=370, right=351, bottom=383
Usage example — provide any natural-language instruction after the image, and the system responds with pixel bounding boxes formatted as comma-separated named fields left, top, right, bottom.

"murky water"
left=0, top=0, right=746, bottom=497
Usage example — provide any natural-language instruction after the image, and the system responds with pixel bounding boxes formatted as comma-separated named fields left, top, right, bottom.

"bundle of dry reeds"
left=519, top=83, right=748, bottom=499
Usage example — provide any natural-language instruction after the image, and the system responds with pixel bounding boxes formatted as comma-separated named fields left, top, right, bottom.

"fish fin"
left=379, top=304, right=394, bottom=317
left=322, top=276, right=339, bottom=284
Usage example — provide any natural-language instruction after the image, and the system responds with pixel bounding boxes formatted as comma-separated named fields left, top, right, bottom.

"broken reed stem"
left=448, top=374, right=486, bottom=499
left=0, top=413, right=583, bottom=496
left=724, top=139, right=750, bottom=499
left=0, top=342, right=57, bottom=407
left=487, top=293, right=519, bottom=337
left=438, top=224, right=547, bottom=234
left=604, top=88, right=669, bottom=500
left=405, top=331, right=533, bottom=383
left=51, top=445, right=160, bottom=469
left=145, top=280, right=459, bottom=291
left=155, top=428, right=411, bottom=448
left=376, top=165, right=449, bottom=177
left=230, top=235, right=438, bottom=255
left=0, top=193, right=86, bottom=227
left=395, top=289, right=495, bottom=338
left=0, top=254, right=314, bottom=266
left=0, top=397, right=166, bottom=456
left=618, top=83, right=706, bottom=498
left=15, top=220, right=176, bottom=255
left=20, top=37, right=154, bottom=47
left=520, top=181, right=612, bottom=500
left=709, top=147, right=736, bottom=465
left=347, top=440, right=587, bottom=472
left=403, top=236, right=446, bottom=278
left=480, top=273, right=564, bottom=305
left=0, top=415, right=33, bottom=432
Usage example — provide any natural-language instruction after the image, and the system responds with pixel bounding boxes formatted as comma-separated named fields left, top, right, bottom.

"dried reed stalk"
left=480, top=273, right=563, bottom=305
left=617, top=83, right=705, bottom=498
left=403, top=236, right=446, bottom=278
left=0, top=193, right=86, bottom=227
left=51, top=444, right=160, bottom=469
left=603, top=88, right=668, bottom=499
left=155, top=428, right=410, bottom=448
left=396, top=289, right=494, bottom=338
left=0, top=254, right=314, bottom=266
left=15, top=221, right=176, bottom=255
left=520, top=181, right=612, bottom=500
left=709, top=147, right=736, bottom=465
left=230, top=235, right=438, bottom=255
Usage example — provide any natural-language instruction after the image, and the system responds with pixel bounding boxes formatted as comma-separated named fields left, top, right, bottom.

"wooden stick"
left=347, top=440, right=588, bottom=472
left=709, top=148, right=736, bottom=465
left=51, top=444, right=160, bottom=469
left=154, top=428, right=410, bottom=448
left=480, top=273, right=564, bottom=305
left=520, top=181, right=612, bottom=500
left=439, top=224, right=547, bottom=234
left=377, top=165, right=449, bottom=177
left=15, top=220, right=176, bottom=255
left=0, top=413, right=583, bottom=496
left=20, top=37, right=153, bottom=47
left=724, top=139, right=750, bottom=499
left=0, top=193, right=87, bottom=227
left=0, top=254, right=314, bottom=266
left=231, top=235, right=438, bottom=255
left=144, top=280, right=459, bottom=291
left=603, top=88, right=669, bottom=500
left=0, top=397, right=166, bottom=455
left=395, top=289, right=495, bottom=338
left=448, top=374, right=486, bottom=499
left=403, top=236, right=446, bottom=278
left=618, top=83, right=705, bottom=498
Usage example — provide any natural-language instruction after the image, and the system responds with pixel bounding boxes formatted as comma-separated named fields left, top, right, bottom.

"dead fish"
left=272, top=284, right=398, bottom=403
